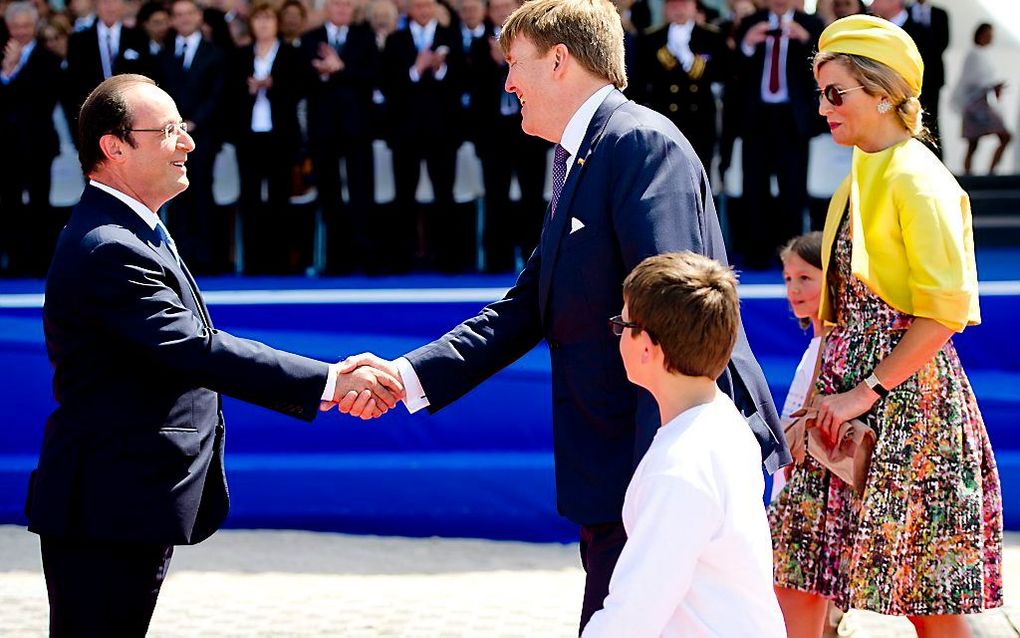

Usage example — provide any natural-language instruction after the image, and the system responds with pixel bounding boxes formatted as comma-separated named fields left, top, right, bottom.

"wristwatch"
left=864, top=372, right=889, bottom=398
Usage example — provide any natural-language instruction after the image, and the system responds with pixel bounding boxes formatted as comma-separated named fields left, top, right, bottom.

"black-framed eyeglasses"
left=609, top=315, right=642, bottom=337
left=817, top=84, right=865, bottom=107
left=126, top=121, right=191, bottom=142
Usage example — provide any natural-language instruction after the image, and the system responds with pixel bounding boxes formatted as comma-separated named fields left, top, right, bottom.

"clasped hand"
left=320, top=353, right=405, bottom=419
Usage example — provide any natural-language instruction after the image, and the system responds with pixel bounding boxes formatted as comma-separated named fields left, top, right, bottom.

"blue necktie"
left=155, top=221, right=181, bottom=265
left=550, top=144, right=569, bottom=219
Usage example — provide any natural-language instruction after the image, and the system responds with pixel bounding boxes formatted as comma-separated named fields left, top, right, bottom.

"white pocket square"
left=123, top=48, right=140, bottom=60
left=570, top=217, right=585, bottom=234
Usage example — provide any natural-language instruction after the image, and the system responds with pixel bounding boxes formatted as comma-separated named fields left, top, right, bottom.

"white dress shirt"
left=88, top=179, right=339, bottom=401
left=251, top=40, right=280, bottom=133
left=583, top=394, right=786, bottom=638
left=395, top=83, right=616, bottom=413
left=911, top=2, right=931, bottom=27
left=890, top=9, right=909, bottom=28
left=96, top=21, right=122, bottom=79
left=174, top=32, right=202, bottom=70
left=408, top=19, right=447, bottom=82
left=666, top=21, right=695, bottom=73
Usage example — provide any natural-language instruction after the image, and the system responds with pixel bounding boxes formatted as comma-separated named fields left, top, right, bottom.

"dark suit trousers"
left=312, top=136, right=375, bottom=274
left=739, top=103, right=810, bottom=268
left=41, top=535, right=174, bottom=637
left=0, top=152, right=55, bottom=276
left=577, top=521, right=627, bottom=634
left=237, top=131, right=297, bottom=274
left=391, top=140, right=457, bottom=269
left=479, top=118, right=548, bottom=272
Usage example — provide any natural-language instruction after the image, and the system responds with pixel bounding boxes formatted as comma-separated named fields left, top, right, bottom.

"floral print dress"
left=769, top=209, right=1003, bottom=616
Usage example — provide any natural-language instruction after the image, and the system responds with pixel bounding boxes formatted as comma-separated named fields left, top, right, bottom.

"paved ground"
left=1, top=525, right=1019, bottom=637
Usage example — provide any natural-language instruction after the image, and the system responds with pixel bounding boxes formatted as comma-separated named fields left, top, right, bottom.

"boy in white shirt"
left=583, top=252, right=786, bottom=638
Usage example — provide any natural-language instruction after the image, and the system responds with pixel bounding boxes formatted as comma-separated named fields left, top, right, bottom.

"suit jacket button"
left=689, top=85, right=699, bottom=93
left=670, top=84, right=679, bottom=94
left=691, top=104, right=699, bottom=112
left=669, top=103, right=678, bottom=112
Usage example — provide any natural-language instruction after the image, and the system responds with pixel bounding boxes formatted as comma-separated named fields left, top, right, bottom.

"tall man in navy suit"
left=26, top=74, right=402, bottom=636
left=340, top=0, right=789, bottom=630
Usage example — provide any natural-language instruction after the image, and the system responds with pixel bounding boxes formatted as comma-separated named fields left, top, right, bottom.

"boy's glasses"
left=818, top=84, right=865, bottom=107
left=609, top=315, right=642, bottom=337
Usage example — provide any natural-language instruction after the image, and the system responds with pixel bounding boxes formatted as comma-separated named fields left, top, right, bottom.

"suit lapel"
left=538, top=89, right=628, bottom=321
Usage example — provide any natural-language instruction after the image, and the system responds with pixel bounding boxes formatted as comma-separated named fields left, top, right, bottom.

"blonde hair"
left=814, top=51, right=931, bottom=143
left=499, top=0, right=627, bottom=90
left=623, top=252, right=739, bottom=380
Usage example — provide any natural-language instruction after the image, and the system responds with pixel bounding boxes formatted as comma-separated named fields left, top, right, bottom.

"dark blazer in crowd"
left=402, top=88, right=787, bottom=625
left=300, top=22, right=380, bottom=273
left=66, top=22, right=152, bottom=135
left=634, top=22, right=727, bottom=172
left=382, top=21, right=467, bottom=272
left=466, top=24, right=549, bottom=272
left=901, top=6, right=949, bottom=156
left=230, top=40, right=304, bottom=273
left=0, top=39, right=63, bottom=276
left=734, top=8, right=824, bottom=268
left=156, top=38, right=229, bottom=272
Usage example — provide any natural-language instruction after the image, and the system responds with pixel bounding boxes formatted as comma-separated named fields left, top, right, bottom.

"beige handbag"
left=782, top=330, right=877, bottom=494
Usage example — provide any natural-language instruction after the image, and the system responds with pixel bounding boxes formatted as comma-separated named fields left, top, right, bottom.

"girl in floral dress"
left=769, top=16, right=1003, bottom=638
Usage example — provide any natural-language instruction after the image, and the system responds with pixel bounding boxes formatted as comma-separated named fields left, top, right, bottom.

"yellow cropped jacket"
left=819, top=138, right=980, bottom=332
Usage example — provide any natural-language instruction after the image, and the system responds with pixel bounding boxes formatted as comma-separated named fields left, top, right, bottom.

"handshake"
left=320, top=353, right=405, bottom=420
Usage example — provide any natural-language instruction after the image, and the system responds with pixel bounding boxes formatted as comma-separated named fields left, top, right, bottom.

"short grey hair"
left=5, top=1, right=39, bottom=24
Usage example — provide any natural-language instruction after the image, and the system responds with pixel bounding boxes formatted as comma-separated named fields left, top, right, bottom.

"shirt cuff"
left=434, top=63, right=448, bottom=81
left=409, top=66, right=421, bottom=82
left=321, top=362, right=339, bottom=401
left=396, top=357, right=430, bottom=414
left=741, top=41, right=755, bottom=58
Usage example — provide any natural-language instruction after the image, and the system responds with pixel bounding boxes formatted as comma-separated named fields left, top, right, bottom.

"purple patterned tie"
left=550, top=144, right=569, bottom=219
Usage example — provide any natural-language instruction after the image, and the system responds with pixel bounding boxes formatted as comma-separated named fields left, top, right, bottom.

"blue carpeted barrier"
left=2, top=250, right=1018, bottom=542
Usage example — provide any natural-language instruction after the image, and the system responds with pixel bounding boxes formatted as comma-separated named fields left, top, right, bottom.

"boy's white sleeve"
left=582, top=473, right=720, bottom=638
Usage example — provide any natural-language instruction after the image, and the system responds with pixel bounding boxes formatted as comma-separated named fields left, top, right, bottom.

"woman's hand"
left=812, top=384, right=879, bottom=447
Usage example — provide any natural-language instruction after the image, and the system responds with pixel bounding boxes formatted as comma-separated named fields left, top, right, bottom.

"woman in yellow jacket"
left=768, top=16, right=1002, bottom=638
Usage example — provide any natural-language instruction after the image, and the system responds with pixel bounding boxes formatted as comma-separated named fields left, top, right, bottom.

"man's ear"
left=551, top=43, right=568, bottom=74
left=98, top=133, right=127, bottom=164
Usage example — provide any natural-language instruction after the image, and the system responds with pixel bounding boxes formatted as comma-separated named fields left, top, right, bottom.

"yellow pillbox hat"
left=818, top=14, right=924, bottom=96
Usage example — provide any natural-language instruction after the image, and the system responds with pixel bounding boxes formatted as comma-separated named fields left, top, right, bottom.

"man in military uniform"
left=633, top=0, right=724, bottom=171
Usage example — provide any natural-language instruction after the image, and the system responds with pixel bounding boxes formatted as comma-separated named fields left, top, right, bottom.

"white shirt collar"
left=410, top=19, right=438, bottom=49
left=769, top=9, right=794, bottom=27
left=891, top=9, right=908, bottom=27
left=326, top=21, right=349, bottom=40
left=463, top=23, right=485, bottom=38
left=175, top=31, right=201, bottom=55
left=89, top=179, right=160, bottom=229
left=559, top=84, right=614, bottom=160
left=97, top=21, right=122, bottom=41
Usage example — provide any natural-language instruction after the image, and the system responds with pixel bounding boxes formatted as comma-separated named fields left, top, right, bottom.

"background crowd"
left=0, top=0, right=981, bottom=277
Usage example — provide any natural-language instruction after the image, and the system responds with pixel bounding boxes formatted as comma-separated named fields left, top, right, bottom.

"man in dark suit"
left=735, top=0, right=823, bottom=268
left=26, top=74, right=402, bottom=636
left=382, top=0, right=466, bottom=272
left=300, top=0, right=380, bottom=274
left=156, top=0, right=227, bottom=273
left=633, top=0, right=726, bottom=173
left=341, top=0, right=789, bottom=630
left=0, top=1, right=63, bottom=276
left=65, top=0, right=152, bottom=140
left=467, top=0, right=549, bottom=272
left=870, top=0, right=948, bottom=157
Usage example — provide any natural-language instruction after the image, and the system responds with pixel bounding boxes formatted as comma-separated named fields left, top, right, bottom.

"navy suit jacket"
left=405, top=90, right=789, bottom=526
left=27, top=186, right=329, bottom=545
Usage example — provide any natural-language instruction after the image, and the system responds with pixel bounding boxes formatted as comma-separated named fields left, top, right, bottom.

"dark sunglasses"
left=609, top=315, right=642, bottom=337
left=818, top=84, right=865, bottom=107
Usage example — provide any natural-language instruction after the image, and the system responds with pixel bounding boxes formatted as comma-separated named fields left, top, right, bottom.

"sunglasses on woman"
left=818, top=84, right=865, bottom=107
